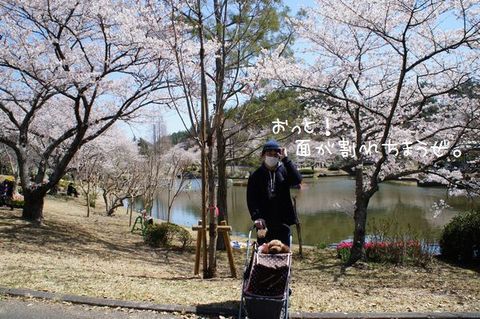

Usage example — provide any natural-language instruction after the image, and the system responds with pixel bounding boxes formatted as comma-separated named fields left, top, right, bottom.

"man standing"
left=247, top=139, right=302, bottom=246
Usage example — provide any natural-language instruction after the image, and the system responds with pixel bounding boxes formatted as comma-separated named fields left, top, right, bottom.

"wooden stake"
left=194, top=220, right=203, bottom=276
left=193, top=220, right=236, bottom=278
left=296, top=222, right=303, bottom=257
left=293, top=197, right=303, bottom=257
left=220, top=220, right=237, bottom=278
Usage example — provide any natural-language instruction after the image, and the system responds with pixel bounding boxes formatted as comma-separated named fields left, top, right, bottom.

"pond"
left=147, top=176, right=477, bottom=246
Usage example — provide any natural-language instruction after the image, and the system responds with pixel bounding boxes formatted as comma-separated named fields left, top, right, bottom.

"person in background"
left=1, top=180, right=15, bottom=210
left=0, top=180, right=6, bottom=207
left=246, top=139, right=302, bottom=246
left=67, top=183, right=79, bottom=197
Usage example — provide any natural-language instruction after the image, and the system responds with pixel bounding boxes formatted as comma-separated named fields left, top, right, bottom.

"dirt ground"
left=0, top=196, right=479, bottom=313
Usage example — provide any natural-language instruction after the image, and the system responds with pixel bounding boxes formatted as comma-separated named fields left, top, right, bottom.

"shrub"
left=11, top=199, right=24, bottom=208
left=144, top=222, right=192, bottom=250
left=337, top=242, right=352, bottom=263
left=168, top=223, right=193, bottom=249
left=365, top=240, right=427, bottom=265
left=336, top=240, right=430, bottom=266
left=367, top=217, right=435, bottom=267
left=58, top=179, right=71, bottom=190
left=316, top=242, right=327, bottom=250
left=299, top=168, right=314, bottom=175
left=440, top=210, right=480, bottom=264
left=144, top=223, right=168, bottom=247
left=337, top=216, right=436, bottom=266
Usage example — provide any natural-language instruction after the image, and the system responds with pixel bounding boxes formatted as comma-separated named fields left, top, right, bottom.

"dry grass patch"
left=1, top=196, right=479, bottom=313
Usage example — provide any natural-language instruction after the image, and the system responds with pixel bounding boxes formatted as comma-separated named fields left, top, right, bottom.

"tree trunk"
left=200, top=143, right=208, bottom=278
left=86, top=182, right=91, bottom=217
left=213, top=0, right=226, bottom=253
left=167, top=204, right=173, bottom=223
left=216, top=133, right=228, bottom=251
left=86, top=192, right=91, bottom=217
left=22, top=188, right=47, bottom=222
left=205, top=147, right=218, bottom=278
left=346, top=165, right=370, bottom=267
left=106, top=202, right=124, bottom=216
left=346, top=197, right=369, bottom=266
left=102, top=189, right=109, bottom=214
left=197, top=1, right=210, bottom=277
left=106, top=194, right=126, bottom=216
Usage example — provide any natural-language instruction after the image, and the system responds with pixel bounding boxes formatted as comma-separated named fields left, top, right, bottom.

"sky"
left=124, top=0, right=464, bottom=142
left=124, top=0, right=316, bottom=141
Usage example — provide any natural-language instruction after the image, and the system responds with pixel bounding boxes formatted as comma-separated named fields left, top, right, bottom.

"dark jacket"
left=247, top=157, right=302, bottom=227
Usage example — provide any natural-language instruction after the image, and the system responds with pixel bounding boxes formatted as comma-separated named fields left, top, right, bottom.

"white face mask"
left=264, top=156, right=279, bottom=168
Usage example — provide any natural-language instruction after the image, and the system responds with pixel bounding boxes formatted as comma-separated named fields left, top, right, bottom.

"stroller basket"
left=244, top=295, right=285, bottom=319
left=245, top=253, right=290, bottom=298
left=239, top=226, right=293, bottom=319
left=242, top=251, right=291, bottom=319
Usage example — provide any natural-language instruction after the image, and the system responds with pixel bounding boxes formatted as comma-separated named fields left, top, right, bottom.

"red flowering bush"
left=337, top=239, right=430, bottom=266
left=336, top=241, right=353, bottom=262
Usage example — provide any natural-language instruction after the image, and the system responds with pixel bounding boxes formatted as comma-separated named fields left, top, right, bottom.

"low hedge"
left=11, top=199, right=24, bottom=208
left=144, top=222, right=192, bottom=250
left=440, top=210, right=480, bottom=264
left=299, top=168, right=315, bottom=175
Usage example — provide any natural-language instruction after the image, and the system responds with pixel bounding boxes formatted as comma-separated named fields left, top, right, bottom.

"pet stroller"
left=238, top=226, right=293, bottom=319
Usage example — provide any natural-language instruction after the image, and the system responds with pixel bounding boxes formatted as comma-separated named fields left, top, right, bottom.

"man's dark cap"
left=262, top=139, right=281, bottom=155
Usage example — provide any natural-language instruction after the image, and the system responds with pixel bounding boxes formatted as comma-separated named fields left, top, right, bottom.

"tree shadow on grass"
left=0, top=209, right=192, bottom=269
left=196, top=300, right=239, bottom=318
left=0, top=209, right=23, bottom=224
left=296, top=262, right=342, bottom=272
left=435, top=255, right=480, bottom=274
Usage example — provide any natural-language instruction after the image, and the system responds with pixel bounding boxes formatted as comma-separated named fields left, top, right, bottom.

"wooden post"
left=193, top=220, right=236, bottom=278
left=293, top=197, right=303, bottom=257
left=220, top=220, right=237, bottom=278
left=194, top=220, right=203, bottom=276
left=296, top=223, right=303, bottom=257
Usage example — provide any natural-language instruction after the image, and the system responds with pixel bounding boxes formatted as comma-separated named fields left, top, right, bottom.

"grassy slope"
left=0, top=196, right=479, bottom=312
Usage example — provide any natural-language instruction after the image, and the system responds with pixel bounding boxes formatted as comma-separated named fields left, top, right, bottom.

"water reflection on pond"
left=149, top=177, right=477, bottom=245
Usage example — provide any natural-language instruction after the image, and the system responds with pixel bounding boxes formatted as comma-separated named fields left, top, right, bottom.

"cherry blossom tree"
left=160, top=143, right=199, bottom=223
left=137, top=153, right=163, bottom=218
left=0, top=144, right=16, bottom=176
left=97, top=139, right=144, bottom=217
left=74, top=143, right=103, bottom=217
left=71, top=125, right=137, bottom=217
left=151, top=0, right=292, bottom=278
left=255, top=0, right=480, bottom=265
left=0, top=0, right=174, bottom=222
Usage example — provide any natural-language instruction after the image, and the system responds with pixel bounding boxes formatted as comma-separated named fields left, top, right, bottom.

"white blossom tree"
left=0, top=0, right=175, bottom=221
left=74, top=143, right=103, bottom=217
left=160, top=143, right=200, bottom=223
left=71, top=125, right=136, bottom=217
left=98, top=139, right=144, bottom=217
left=255, top=0, right=480, bottom=265
left=137, top=153, right=163, bottom=218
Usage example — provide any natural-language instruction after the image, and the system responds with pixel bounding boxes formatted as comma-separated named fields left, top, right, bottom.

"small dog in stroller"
left=258, top=239, right=290, bottom=254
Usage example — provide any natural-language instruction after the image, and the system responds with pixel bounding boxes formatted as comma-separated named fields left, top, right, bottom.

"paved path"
left=0, top=297, right=208, bottom=319
left=1, top=287, right=480, bottom=319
